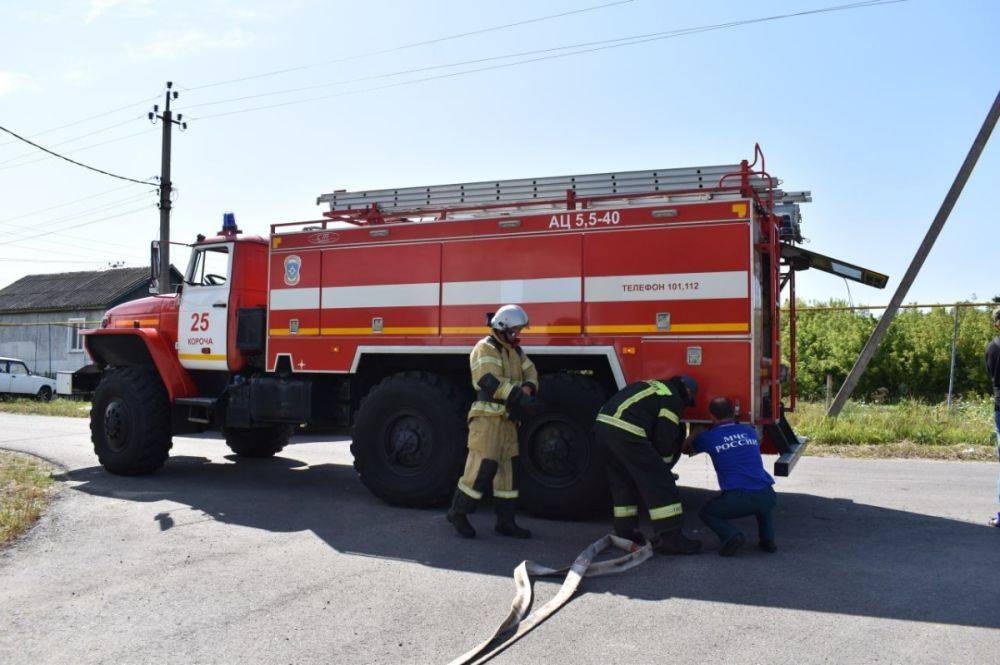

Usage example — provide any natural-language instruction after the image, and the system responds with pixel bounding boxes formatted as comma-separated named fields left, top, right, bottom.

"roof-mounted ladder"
left=315, top=162, right=810, bottom=228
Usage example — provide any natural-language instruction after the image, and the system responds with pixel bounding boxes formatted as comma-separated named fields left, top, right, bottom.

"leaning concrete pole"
left=828, top=89, right=1000, bottom=417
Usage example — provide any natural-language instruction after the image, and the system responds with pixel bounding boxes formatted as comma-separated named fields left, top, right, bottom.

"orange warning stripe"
left=114, top=318, right=159, bottom=328
left=268, top=323, right=747, bottom=336
left=584, top=323, right=749, bottom=334
left=178, top=353, right=227, bottom=361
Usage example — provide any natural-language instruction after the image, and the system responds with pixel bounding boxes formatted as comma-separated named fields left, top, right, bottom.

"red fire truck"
left=77, top=146, right=886, bottom=518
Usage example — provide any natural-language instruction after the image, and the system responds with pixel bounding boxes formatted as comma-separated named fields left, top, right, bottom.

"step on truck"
left=76, top=145, right=887, bottom=519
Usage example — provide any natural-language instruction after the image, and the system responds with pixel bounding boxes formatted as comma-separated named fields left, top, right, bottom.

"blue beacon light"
left=221, top=211, right=240, bottom=234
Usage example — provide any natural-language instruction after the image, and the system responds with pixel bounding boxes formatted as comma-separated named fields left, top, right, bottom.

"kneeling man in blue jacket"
left=685, top=396, right=777, bottom=557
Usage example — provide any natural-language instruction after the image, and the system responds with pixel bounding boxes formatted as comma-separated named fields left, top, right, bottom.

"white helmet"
left=491, top=304, right=529, bottom=332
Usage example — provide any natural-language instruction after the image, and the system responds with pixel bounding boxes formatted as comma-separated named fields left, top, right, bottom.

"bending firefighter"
left=447, top=305, right=541, bottom=539
left=595, top=376, right=702, bottom=555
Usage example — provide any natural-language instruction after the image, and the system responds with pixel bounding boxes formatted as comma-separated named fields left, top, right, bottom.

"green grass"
left=0, top=398, right=90, bottom=418
left=0, top=450, right=55, bottom=546
left=788, top=399, right=997, bottom=460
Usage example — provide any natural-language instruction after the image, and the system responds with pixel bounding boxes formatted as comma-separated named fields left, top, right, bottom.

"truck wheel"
left=36, top=386, right=53, bottom=402
left=224, top=425, right=295, bottom=458
left=352, top=371, right=467, bottom=507
left=517, top=373, right=609, bottom=520
left=90, top=366, right=172, bottom=475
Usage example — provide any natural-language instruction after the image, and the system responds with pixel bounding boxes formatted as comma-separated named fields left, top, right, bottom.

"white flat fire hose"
left=448, top=534, right=653, bottom=665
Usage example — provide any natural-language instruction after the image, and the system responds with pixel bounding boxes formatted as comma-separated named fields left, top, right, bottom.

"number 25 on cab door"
left=190, top=312, right=210, bottom=332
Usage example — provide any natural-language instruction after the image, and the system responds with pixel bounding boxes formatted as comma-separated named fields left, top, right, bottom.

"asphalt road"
left=1, top=412, right=998, bottom=664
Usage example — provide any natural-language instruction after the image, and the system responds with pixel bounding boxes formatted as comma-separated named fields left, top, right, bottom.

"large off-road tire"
left=517, top=372, right=609, bottom=520
left=351, top=371, right=467, bottom=507
left=90, top=366, right=172, bottom=475
left=224, top=425, right=295, bottom=458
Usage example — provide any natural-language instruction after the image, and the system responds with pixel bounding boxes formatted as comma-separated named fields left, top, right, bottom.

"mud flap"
left=764, top=408, right=808, bottom=477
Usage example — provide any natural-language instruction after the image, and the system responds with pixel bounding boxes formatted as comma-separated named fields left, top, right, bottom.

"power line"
left=0, top=205, right=157, bottom=245
left=0, top=206, right=153, bottom=256
left=0, top=239, right=144, bottom=263
left=0, top=183, right=138, bottom=224
left=0, top=184, right=161, bottom=257
left=0, top=3, right=632, bottom=156
left=0, top=257, right=123, bottom=264
left=3, top=237, right=145, bottom=262
left=189, top=0, right=905, bottom=121
left=0, top=129, right=156, bottom=173
left=184, top=6, right=800, bottom=113
left=0, top=116, right=145, bottom=167
left=2, top=228, right=146, bottom=257
left=0, top=192, right=156, bottom=250
left=0, top=191, right=156, bottom=234
left=0, top=194, right=157, bottom=258
left=0, top=125, right=157, bottom=183
left=0, top=95, right=158, bottom=149
left=184, top=0, right=636, bottom=92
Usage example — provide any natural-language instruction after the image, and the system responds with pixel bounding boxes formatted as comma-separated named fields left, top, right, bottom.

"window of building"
left=68, top=318, right=86, bottom=353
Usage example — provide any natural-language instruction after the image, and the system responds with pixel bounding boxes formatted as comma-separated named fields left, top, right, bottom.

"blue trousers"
left=699, top=486, right=777, bottom=545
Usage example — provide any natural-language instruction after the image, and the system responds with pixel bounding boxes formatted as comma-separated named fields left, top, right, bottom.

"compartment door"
left=641, top=339, right=753, bottom=423
left=268, top=249, right=322, bottom=338
left=441, top=234, right=582, bottom=336
left=583, top=223, right=751, bottom=337
left=320, top=243, right=441, bottom=336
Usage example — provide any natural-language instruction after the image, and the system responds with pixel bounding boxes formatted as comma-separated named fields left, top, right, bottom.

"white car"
left=0, top=358, right=57, bottom=401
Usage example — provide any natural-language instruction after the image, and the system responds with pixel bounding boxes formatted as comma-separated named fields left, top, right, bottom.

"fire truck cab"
left=77, top=147, right=886, bottom=519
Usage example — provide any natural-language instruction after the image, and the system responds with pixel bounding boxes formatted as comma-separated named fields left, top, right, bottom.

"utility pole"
left=827, top=89, right=1000, bottom=417
left=148, top=82, right=187, bottom=294
left=946, top=304, right=960, bottom=410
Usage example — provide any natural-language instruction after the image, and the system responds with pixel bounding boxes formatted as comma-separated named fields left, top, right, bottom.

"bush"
left=783, top=300, right=996, bottom=402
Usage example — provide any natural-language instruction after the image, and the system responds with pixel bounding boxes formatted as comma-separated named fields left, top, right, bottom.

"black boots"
left=494, top=498, right=531, bottom=539
left=448, top=488, right=478, bottom=538
left=614, top=529, right=648, bottom=546
left=653, top=528, right=702, bottom=555
left=447, top=510, right=476, bottom=538
left=447, top=491, right=531, bottom=539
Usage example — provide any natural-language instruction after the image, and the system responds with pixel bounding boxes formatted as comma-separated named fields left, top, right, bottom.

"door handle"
left=213, top=302, right=227, bottom=308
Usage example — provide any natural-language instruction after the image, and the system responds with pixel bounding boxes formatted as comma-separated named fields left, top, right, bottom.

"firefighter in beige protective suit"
left=447, top=305, right=540, bottom=539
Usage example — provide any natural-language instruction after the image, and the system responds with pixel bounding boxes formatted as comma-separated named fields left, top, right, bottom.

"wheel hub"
left=103, top=398, right=131, bottom=452
left=524, top=417, right=588, bottom=488
left=537, top=427, right=574, bottom=475
left=385, top=414, right=432, bottom=473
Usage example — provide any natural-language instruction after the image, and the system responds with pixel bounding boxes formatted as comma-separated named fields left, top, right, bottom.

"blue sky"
left=0, top=0, right=997, bottom=305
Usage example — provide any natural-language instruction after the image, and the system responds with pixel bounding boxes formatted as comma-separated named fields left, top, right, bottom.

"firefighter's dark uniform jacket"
left=453, top=332, right=538, bottom=513
left=595, top=379, right=686, bottom=533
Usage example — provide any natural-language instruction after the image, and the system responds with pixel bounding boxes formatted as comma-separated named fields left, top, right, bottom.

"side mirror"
left=150, top=241, right=161, bottom=293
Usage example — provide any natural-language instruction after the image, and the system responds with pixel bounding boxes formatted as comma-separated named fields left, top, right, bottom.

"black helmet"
left=674, top=375, right=698, bottom=407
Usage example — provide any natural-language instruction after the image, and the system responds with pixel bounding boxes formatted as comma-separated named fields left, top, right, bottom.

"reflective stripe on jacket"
left=596, top=379, right=685, bottom=457
left=468, top=333, right=538, bottom=418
